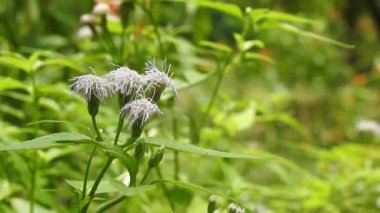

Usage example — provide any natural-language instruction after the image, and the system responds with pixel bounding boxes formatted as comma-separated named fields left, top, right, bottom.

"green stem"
left=139, top=2, right=164, bottom=57
left=96, top=195, right=126, bottom=213
left=174, top=151, right=179, bottom=180
left=29, top=71, right=40, bottom=213
left=82, top=147, right=96, bottom=200
left=199, top=53, right=234, bottom=130
left=82, top=115, right=103, bottom=199
left=81, top=117, right=124, bottom=212
left=140, top=167, right=152, bottom=185
left=30, top=151, right=37, bottom=213
left=156, top=167, right=175, bottom=211
left=91, top=115, right=103, bottom=141
left=95, top=157, right=139, bottom=212
left=172, top=114, right=179, bottom=180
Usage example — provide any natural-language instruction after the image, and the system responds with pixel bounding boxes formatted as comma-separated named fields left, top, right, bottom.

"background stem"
left=80, top=117, right=124, bottom=212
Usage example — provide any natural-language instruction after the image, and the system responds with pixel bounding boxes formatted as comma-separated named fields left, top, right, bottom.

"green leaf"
left=152, top=179, right=242, bottom=204
left=0, top=55, right=31, bottom=72
left=144, top=137, right=272, bottom=159
left=0, top=132, right=92, bottom=151
left=176, top=70, right=215, bottom=91
left=0, top=132, right=136, bottom=181
left=258, top=113, right=308, bottom=138
left=152, top=179, right=212, bottom=194
left=0, top=77, right=26, bottom=91
left=250, top=9, right=314, bottom=24
left=66, top=179, right=156, bottom=195
left=166, top=0, right=243, bottom=19
left=275, top=23, right=354, bottom=48
left=244, top=52, right=275, bottom=64
left=36, top=58, right=85, bottom=73
left=109, top=180, right=157, bottom=196
left=242, top=40, right=265, bottom=51
left=92, top=141, right=137, bottom=183
left=199, top=41, right=232, bottom=53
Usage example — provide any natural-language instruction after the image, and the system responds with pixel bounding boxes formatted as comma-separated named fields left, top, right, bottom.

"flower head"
left=105, top=67, right=144, bottom=97
left=92, top=3, right=110, bottom=16
left=143, top=60, right=177, bottom=100
left=80, top=14, right=97, bottom=25
left=69, top=74, right=111, bottom=102
left=121, top=98, right=162, bottom=137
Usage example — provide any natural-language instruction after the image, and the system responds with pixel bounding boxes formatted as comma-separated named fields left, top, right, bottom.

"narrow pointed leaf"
left=66, top=180, right=156, bottom=195
left=0, top=133, right=92, bottom=151
left=0, top=78, right=26, bottom=91
left=276, top=23, right=354, bottom=48
left=0, top=55, right=31, bottom=72
left=144, top=137, right=272, bottom=159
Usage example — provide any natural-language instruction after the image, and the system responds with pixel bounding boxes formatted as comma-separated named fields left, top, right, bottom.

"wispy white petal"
left=120, top=98, right=162, bottom=129
left=144, top=60, right=177, bottom=96
left=105, top=67, right=145, bottom=97
left=69, top=74, right=111, bottom=101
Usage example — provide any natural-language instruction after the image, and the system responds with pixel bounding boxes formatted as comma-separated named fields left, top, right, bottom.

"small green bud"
left=134, top=139, right=146, bottom=160
left=148, top=146, right=165, bottom=168
left=131, top=118, right=144, bottom=139
left=208, top=195, right=218, bottom=213
left=120, top=1, right=135, bottom=29
left=87, top=94, right=100, bottom=117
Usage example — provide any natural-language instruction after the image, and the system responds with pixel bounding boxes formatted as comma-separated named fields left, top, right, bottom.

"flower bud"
left=80, top=14, right=97, bottom=25
left=87, top=93, right=100, bottom=117
left=119, top=1, right=135, bottom=28
left=134, top=138, right=146, bottom=160
left=148, top=146, right=165, bottom=168
left=143, top=60, right=177, bottom=102
left=69, top=74, right=112, bottom=117
left=208, top=195, right=218, bottom=213
left=77, top=26, right=93, bottom=40
left=105, top=67, right=145, bottom=108
left=120, top=98, right=162, bottom=139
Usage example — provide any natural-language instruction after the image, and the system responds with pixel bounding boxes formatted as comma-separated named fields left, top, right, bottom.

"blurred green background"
left=0, top=0, right=380, bottom=212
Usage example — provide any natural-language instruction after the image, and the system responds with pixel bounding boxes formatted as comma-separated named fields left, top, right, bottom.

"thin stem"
left=81, top=147, right=96, bottom=199
left=29, top=151, right=37, bottom=213
left=139, top=2, right=165, bottom=57
left=174, top=151, right=179, bottom=180
left=91, top=115, right=103, bottom=141
left=172, top=114, right=179, bottom=180
left=156, top=167, right=175, bottom=211
left=82, top=115, right=103, bottom=199
left=96, top=195, right=126, bottom=213
left=199, top=53, right=234, bottom=130
left=81, top=158, right=114, bottom=213
left=81, top=117, right=124, bottom=212
left=95, top=157, right=140, bottom=212
left=29, top=71, right=40, bottom=213
left=140, top=167, right=152, bottom=185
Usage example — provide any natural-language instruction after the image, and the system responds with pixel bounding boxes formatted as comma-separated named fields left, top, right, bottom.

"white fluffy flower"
left=69, top=74, right=111, bottom=101
left=228, top=203, right=245, bottom=213
left=105, top=67, right=144, bottom=97
left=77, top=26, right=93, bottom=40
left=121, top=98, right=162, bottom=129
left=92, top=3, right=110, bottom=16
left=144, top=60, right=177, bottom=97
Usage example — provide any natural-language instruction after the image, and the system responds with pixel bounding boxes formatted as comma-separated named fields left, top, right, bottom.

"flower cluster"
left=69, top=60, right=176, bottom=138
